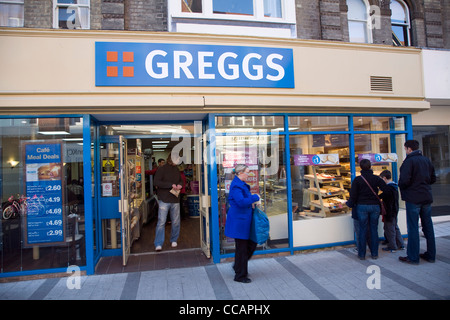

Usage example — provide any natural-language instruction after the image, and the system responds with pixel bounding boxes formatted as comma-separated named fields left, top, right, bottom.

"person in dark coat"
left=379, top=170, right=404, bottom=252
left=398, top=140, right=436, bottom=264
left=224, top=164, right=260, bottom=283
left=347, top=159, right=387, bottom=260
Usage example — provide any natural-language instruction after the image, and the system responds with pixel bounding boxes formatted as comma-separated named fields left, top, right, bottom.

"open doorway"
left=99, top=122, right=204, bottom=256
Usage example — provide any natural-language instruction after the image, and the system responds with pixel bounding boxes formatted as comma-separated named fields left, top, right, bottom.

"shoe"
left=382, top=247, right=397, bottom=253
left=234, top=277, right=251, bottom=283
left=358, top=256, right=365, bottom=260
left=155, top=246, right=162, bottom=251
left=171, top=242, right=177, bottom=248
left=399, top=246, right=405, bottom=250
left=419, top=253, right=435, bottom=263
left=371, top=256, right=378, bottom=260
left=399, top=256, right=419, bottom=265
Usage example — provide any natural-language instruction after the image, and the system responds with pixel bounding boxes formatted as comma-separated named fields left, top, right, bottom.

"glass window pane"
left=348, top=21, right=367, bottom=43
left=290, top=134, right=353, bottom=246
left=264, top=0, right=282, bottom=18
left=347, top=0, right=367, bottom=20
left=213, top=0, right=253, bottom=16
left=353, top=116, right=405, bottom=131
left=391, top=0, right=407, bottom=24
left=0, top=117, right=86, bottom=273
left=215, top=116, right=284, bottom=133
left=288, top=116, right=348, bottom=132
left=0, top=3, right=24, bottom=27
left=182, top=0, right=202, bottom=13
left=217, top=133, right=288, bottom=254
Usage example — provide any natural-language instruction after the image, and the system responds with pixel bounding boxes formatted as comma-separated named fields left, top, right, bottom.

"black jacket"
left=154, top=164, right=183, bottom=203
left=347, top=169, right=387, bottom=207
left=399, top=150, right=436, bottom=205
left=379, top=182, right=399, bottom=222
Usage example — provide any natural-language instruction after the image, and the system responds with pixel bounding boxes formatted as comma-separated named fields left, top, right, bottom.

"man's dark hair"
left=380, top=170, right=392, bottom=180
left=404, top=140, right=419, bottom=151
left=359, top=158, right=371, bottom=171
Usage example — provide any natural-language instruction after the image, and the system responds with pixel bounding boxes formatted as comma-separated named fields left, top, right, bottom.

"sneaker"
left=171, top=242, right=177, bottom=248
left=382, top=247, right=397, bottom=253
left=155, top=246, right=162, bottom=251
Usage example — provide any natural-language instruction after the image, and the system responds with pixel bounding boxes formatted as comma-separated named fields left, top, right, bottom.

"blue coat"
left=224, top=176, right=260, bottom=240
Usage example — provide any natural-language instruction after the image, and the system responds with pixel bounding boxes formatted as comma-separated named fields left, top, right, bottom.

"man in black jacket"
left=398, top=140, right=436, bottom=264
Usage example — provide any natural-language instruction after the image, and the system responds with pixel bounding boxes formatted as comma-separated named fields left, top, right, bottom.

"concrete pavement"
left=1, top=219, right=449, bottom=301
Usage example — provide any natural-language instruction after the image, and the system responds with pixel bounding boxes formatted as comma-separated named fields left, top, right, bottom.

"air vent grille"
left=370, top=76, right=393, bottom=92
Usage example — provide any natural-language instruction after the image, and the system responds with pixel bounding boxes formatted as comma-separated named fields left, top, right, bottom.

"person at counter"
left=347, top=159, right=387, bottom=260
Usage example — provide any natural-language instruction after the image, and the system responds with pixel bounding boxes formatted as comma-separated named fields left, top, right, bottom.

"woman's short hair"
left=233, top=164, right=248, bottom=175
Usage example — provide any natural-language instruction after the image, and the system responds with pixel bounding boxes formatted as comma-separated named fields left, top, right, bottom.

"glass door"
left=98, top=135, right=130, bottom=265
left=198, top=130, right=210, bottom=258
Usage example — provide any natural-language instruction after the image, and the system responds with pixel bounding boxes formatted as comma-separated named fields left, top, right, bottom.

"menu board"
left=22, top=141, right=65, bottom=246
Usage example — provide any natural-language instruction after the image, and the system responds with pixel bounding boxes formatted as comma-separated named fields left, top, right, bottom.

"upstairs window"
left=391, top=0, right=411, bottom=46
left=346, top=0, right=372, bottom=43
left=178, top=0, right=290, bottom=21
left=53, top=0, right=90, bottom=29
left=0, top=0, right=24, bottom=27
left=172, top=0, right=295, bottom=38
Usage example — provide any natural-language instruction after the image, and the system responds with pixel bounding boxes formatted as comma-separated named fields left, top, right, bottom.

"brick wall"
left=18, top=0, right=449, bottom=49
left=24, top=0, right=52, bottom=29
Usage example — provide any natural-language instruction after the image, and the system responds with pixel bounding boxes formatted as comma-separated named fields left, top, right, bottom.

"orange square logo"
left=107, top=66, right=118, bottom=77
left=106, top=51, right=118, bottom=62
left=123, top=66, right=134, bottom=77
left=123, top=52, right=134, bottom=63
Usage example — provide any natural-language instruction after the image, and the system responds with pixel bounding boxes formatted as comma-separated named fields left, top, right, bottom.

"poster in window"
left=22, top=141, right=65, bottom=246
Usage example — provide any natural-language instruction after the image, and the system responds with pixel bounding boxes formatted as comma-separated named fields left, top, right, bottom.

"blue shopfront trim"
left=0, top=112, right=413, bottom=277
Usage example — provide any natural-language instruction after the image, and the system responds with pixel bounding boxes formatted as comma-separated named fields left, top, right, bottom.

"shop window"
left=216, top=128, right=289, bottom=254
left=353, top=116, right=405, bottom=131
left=0, top=0, right=24, bottom=27
left=290, top=134, right=353, bottom=247
left=413, top=125, right=450, bottom=211
left=391, top=0, right=411, bottom=46
left=346, top=0, right=372, bottom=43
left=288, top=116, right=348, bottom=132
left=53, top=0, right=90, bottom=29
left=0, top=117, right=86, bottom=273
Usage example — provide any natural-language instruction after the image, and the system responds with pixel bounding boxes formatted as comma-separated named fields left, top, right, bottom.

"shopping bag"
left=250, top=206, right=270, bottom=245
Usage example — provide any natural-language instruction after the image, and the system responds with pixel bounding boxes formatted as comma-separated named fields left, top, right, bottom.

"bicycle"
left=2, top=195, right=27, bottom=220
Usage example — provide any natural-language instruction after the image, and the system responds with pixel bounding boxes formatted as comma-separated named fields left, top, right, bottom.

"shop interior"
left=100, top=124, right=202, bottom=255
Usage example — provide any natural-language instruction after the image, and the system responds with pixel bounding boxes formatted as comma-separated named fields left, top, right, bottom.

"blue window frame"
left=209, top=113, right=412, bottom=263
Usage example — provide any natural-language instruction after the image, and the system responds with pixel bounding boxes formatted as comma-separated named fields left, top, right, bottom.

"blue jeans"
left=357, top=204, right=380, bottom=258
left=405, top=202, right=436, bottom=262
left=154, top=200, right=180, bottom=247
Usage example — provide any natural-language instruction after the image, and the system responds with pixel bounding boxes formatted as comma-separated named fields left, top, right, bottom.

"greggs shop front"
left=0, top=28, right=428, bottom=278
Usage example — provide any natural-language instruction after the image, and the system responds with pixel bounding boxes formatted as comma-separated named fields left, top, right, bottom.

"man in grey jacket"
left=398, top=140, right=436, bottom=264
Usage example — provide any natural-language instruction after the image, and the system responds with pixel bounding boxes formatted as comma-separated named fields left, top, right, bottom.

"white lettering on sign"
left=145, top=50, right=285, bottom=82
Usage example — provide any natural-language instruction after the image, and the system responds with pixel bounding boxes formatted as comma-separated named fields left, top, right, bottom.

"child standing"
left=379, top=170, right=405, bottom=252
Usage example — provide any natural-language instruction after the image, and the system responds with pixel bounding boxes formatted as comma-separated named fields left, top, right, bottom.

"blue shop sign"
left=95, top=42, right=295, bottom=88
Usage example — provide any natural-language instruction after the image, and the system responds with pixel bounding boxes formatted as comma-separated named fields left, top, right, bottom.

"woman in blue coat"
left=225, top=164, right=260, bottom=283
